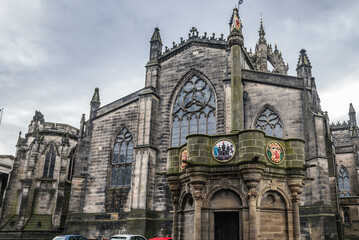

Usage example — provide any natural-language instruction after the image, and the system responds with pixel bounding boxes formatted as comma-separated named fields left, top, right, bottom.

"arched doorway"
left=210, top=190, right=242, bottom=240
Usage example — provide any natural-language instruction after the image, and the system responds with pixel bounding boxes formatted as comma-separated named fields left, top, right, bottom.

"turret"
left=145, top=28, right=162, bottom=88
left=349, top=103, right=357, bottom=128
left=228, top=8, right=244, bottom=131
left=90, top=88, right=100, bottom=119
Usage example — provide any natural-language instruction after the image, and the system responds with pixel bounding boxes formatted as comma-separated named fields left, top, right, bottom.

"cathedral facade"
left=0, top=7, right=358, bottom=240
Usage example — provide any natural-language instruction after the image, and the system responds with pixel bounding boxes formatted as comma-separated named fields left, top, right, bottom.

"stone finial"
left=189, top=27, right=199, bottom=38
left=296, top=49, right=312, bottom=70
left=150, top=27, right=162, bottom=44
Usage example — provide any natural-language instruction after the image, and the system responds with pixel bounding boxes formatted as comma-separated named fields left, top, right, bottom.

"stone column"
left=167, top=176, right=180, bottom=240
left=228, top=27, right=244, bottom=132
left=193, top=183, right=205, bottom=240
left=241, top=165, right=264, bottom=240
left=289, top=178, right=303, bottom=240
left=292, top=195, right=301, bottom=240
left=247, top=189, right=258, bottom=240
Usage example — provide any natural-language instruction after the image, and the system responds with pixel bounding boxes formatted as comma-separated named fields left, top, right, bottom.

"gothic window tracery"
left=110, top=127, right=133, bottom=187
left=171, top=75, right=216, bottom=146
left=43, top=145, right=56, bottom=178
left=255, top=107, right=283, bottom=137
left=338, top=166, right=350, bottom=197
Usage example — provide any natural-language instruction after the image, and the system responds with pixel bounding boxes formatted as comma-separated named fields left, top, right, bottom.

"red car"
left=149, top=238, right=172, bottom=240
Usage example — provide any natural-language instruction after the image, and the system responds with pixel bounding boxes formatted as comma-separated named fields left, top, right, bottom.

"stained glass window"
left=338, top=166, right=350, bottom=197
left=110, top=127, right=133, bottom=187
left=67, top=148, right=76, bottom=181
left=255, top=108, right=283, bottom=137
left=171, top=75, right=216, bottom=146
left=43, top=145, right=56, bottom=178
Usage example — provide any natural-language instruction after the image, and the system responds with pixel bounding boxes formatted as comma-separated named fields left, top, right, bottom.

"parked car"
left=110, top=234, right=147, bottom=240
left=149, top=238, right=172, bottom=240
left=52, top=235, right=88, bottom=240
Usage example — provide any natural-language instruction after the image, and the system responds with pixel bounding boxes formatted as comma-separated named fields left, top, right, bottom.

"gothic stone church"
left=1, top=7, right=359, bottom=240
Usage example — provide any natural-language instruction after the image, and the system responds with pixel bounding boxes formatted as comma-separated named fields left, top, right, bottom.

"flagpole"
left=0, top=108, right=3, bottom=126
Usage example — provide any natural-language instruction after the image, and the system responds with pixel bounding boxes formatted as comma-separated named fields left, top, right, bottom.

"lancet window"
left=67, top=148, right=76, bottom=181
left=343, top=208, right=350, bottom=224
left=338, top=166, right=350, bottom=197
left=171, top=75, right=216, bottom=146
left=110, top=127, right=133, bottom=187
left=43, top=145, right=56, bottom=178
left=255, top=107, right=283, bottom=137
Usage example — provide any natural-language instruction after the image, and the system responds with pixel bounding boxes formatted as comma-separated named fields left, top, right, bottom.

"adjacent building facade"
left=0, top=6, right=358, bottom=240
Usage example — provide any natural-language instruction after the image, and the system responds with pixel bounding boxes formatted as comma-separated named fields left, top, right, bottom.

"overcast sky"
left=0, top=0, right=358, bottom=155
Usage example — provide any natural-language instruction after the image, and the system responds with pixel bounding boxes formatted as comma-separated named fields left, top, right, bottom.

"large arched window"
left=171, top=75, right=216, bottom=146
left=255, top=107, right=283, bottom=137
left=67, top=148, right=76, bottom=181
left=110, top=127, right=133, bottom=187
left=43, top=145, right=56, bottom=178
left=338, top=166, right=350, bottom=197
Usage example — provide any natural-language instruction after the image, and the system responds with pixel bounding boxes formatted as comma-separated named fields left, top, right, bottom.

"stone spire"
left=249, top=18, right=289, bottom=75
left=349, top=103, right=357, bottom=127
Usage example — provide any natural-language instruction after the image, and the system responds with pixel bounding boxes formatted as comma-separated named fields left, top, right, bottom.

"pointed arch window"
left=43, top=145, right=56, bottom=178
left=343, top=208, right=350, bottom=224
left=255, top=107, right=283, bottom=137
left=110, top=128, right=133, bottom=187
left=67, top=148, right=76, bottom=181
left=338, top=166, right=350, bottom=197
left=171, top=75, right=216, bottom=146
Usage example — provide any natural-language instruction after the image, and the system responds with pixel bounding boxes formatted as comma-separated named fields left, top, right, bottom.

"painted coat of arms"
left=180, top=148, right=188, bottom=170
left=213, top=139, right=235, bottom=162
left=266, top=141, right=284, bottom=164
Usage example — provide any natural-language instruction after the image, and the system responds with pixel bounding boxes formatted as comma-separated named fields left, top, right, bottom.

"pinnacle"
left=91, top=88, right=100, bottom=104
left=296, top=49, right=312, bottom=70
left=229, top=8, right=243, bottom=33
left=349, top=103, right=356, bottom=113
left=151, top=27, right=162, bottom=44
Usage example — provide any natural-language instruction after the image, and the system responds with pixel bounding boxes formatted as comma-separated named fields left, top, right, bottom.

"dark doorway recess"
left=214, top=211, right=239, bottom=240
